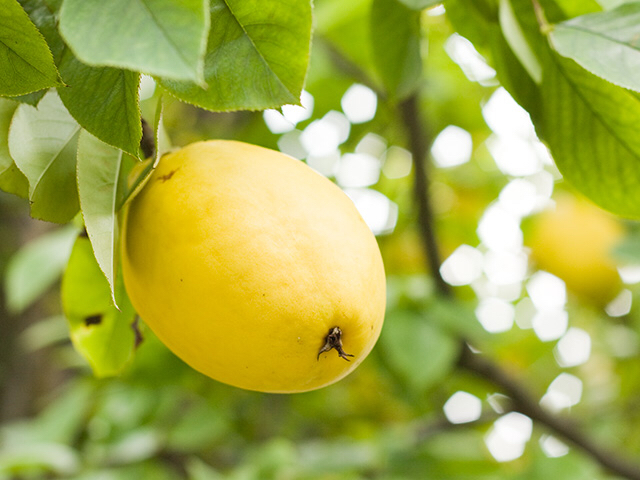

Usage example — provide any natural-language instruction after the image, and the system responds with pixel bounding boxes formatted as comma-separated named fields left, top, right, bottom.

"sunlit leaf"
left=159, top=0, right=312, bottom=111
left=550, top=3, right=640, bottom=91
left=541, top=52, right=640, bottom=218
left=0, top=97, right=28, bottom=197
left=0, top=0, right=62, bottom=96
left=371, top=0, right=422, bottom=100
left=57, top=51, right=142, bottom=157
left=77, top=131, right=136, bottom=304
left=381, top=310, right=458, bottom=394
left=58, top=0, right=208, bottom=83
left=8, top=90, right=80, bottom=223
left=499, top=0, right=542, bottom=83
left=4, top=224, right=79, bottom=314
left=61, top=236, right=136, bottom=377
left=395, top=0, right=441, bottom=9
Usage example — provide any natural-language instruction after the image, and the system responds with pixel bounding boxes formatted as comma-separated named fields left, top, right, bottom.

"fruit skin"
left=528, top=194, right=623, bottom=307
left=122, top=140, right=386, bottom=393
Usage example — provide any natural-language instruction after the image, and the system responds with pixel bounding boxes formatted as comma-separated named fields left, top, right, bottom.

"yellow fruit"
left=528, top=194, right=623, bottom=306
left=122, top=140, right=386, bottom=393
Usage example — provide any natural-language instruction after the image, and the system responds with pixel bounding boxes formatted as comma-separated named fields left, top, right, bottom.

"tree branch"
left=398, top=94, right=451, bottom=297
left=459, top=344, right=640, bottom=480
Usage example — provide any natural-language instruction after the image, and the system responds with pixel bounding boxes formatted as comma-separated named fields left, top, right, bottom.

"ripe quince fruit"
left=122, top=141, right=386, bottom=392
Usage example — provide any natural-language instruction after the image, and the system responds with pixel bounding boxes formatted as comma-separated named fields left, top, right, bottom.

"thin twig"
left=458, top=344, right=640, bottom=480
left=398, top=94, right=451, bottom=297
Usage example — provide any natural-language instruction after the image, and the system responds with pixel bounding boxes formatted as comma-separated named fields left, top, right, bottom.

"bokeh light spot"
left=382, top=146, right=413, bottom=179
left=431, top=125, right=473, bottom=168
left=443, top=391, right=482, bottom=424
left=540, top=435, right=570, bottom=458
left=277, top=130, right=306, bottom=159
left=281, top=90, right=314, bottom=125
left=541, top=373, right=582, bottom=411
left=477, top=205, right=523, bottom=252
left=445, top=33, right=496, bottom=83
left=555, top=328, right=591, bottom=367
left=532, top=309, right=568, bottom=342
left=440, top=245, right=484, bottom=286
left=344, top=188, right=398, bottom=235
left=605, top=289, right=632, bottom=317
left=483, top=87, right=536, bottom=139
left=341, top=84, right=377, bottom=124
left=300, top=119, right=341, bottom=157
left=475, top=297, right=515, bottom=333
left=526, top=271, right=566, bottom=310
left=485, top=413, right=532, bottom=462
left=335, top=153, right=381, bottom=188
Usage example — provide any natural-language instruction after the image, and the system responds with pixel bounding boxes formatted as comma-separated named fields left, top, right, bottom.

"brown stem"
left=398, top=94, right=451, bottom=297
left=458, top=344, right=640, bottom=480
left=140, top=117, right=155, bottom=159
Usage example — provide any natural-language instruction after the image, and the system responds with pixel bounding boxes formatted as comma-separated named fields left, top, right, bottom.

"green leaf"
left=61, top=236, right=136, bottom=377
left=541, top=0, right=601, bottom=20
left=57, top=51, right=142, bottom=157
left=499, top=0, right=542, bottom=83
left=8, top=90, right=80, bottom=223
left=371, top=0, right=422, bottom=100
left=159, top=0, right=312, bottom=111
left=381, top=310, right=458, bottom=394
left=77, top=131, right=136, bottom=305
left=541, top=52, right=640, bottom=218
left=4, top=224, right=79, bottom=314
left=0, top=0, right=62, bottom=96
left=0, top=97, right=28, bottom=197
left=18, top=0, right=66, bottom=63
left=395, top=0, right=442, bottom=9
left=15, top=0, right=143, bottom=156
left=9, top=1, right=64, bottom=108
left=550, top=3, right=640, bottom=92
left=58, top=0, right=209, bottom=83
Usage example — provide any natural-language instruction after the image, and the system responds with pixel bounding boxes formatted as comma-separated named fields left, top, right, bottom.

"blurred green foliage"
left=3, top=0, right=640, bottom=479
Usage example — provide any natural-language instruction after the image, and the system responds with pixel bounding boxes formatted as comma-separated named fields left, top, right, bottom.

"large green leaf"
left=61, top=236, right=136, bottom=377
left=57, top=50, right=142, bottom=157
left=18, top=0, right=65, bottom=63
left=159, top=0, right=312, bottom=111
left=381, top=310, right=458, bottom=394
left=541, top=52, right=640, bottom=218
left=0, top=97, right=28, bottom=197
left=0, top=0, right=62, bottom=96
left=370, top=0, right=422, bottom=101
left=549, top=3, right=640, bottom=92
left=15, top=0, right=143, bottom=156
left=4, top=224, right=79, bottom=314
left=77, top=131, right=135, bottom=304
left=8, top=90, right=80, bottom=223
left=58, top=0, right=209, bottom=83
